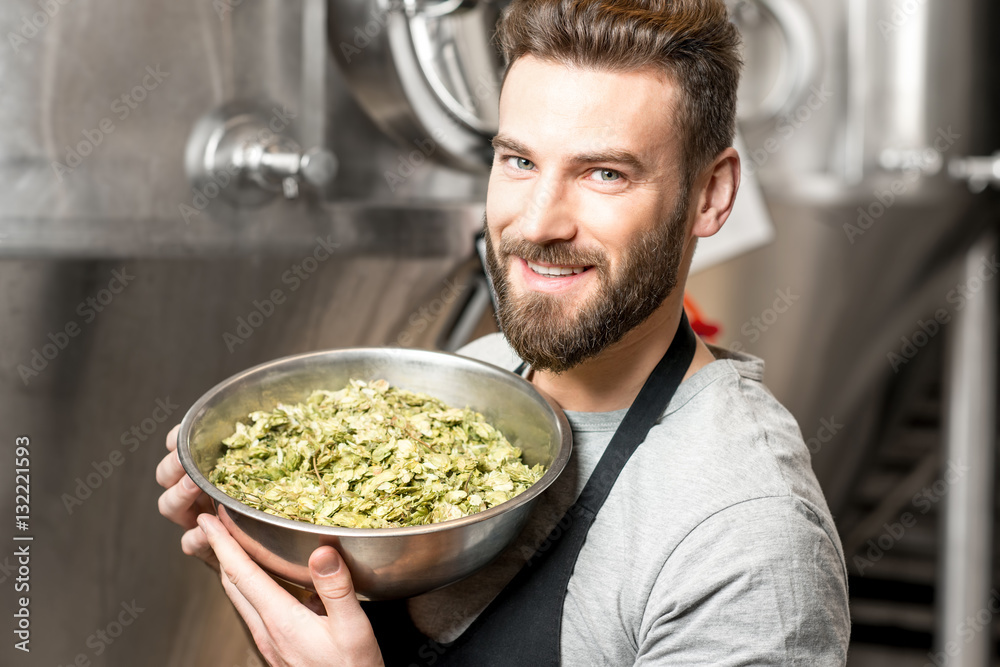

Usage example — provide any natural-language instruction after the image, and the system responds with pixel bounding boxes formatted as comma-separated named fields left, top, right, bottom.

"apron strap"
left=369, top=313, right=698, bottom=667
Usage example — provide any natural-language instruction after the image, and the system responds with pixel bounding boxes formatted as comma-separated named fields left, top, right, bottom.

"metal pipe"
left=300, top=0, right=326, bottom=150
left=937, top=229, right=998, bottom=667
left=950, top=153, right=1000, bottom=194
left=844, top=0, right=867, bottom=184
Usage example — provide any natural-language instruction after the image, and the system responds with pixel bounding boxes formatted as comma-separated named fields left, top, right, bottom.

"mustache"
left=496, top=235, right=607, bottom=268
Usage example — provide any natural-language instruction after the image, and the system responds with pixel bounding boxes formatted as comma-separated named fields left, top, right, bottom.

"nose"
left=515, top=175, right=578, bottom=246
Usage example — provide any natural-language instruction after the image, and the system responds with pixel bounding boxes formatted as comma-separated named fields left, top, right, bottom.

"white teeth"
left=527, top=261, right=587, bottom=277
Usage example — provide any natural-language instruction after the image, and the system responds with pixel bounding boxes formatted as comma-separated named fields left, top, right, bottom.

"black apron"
left=364, top=314, right=697, bottom=667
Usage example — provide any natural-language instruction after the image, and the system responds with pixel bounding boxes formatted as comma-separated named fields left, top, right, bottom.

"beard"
left=484, top=194, right=690, bottom=373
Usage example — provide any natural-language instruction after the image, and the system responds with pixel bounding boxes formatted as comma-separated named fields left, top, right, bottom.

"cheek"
left=485, top=172, right=522, bottom=235
left=578, top=194, right=663, bottom=268
left=575, top=192, right=643, bottom=244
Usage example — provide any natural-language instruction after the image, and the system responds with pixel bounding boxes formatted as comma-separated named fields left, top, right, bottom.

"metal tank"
left=0, top=1, right=492, bottom=665
left=691, top=0, right=999, bottom=663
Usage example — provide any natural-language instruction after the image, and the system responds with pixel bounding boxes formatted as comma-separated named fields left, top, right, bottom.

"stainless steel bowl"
left=177, top=347, right=572, bottom=600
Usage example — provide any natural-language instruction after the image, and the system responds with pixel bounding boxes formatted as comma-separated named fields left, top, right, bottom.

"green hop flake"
left=210, top=379, right=546, bottom=528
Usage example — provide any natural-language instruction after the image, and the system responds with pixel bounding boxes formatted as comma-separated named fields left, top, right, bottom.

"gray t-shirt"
left=408, top=333, right=850, bottom=665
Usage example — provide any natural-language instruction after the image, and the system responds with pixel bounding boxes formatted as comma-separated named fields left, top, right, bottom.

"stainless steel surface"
left=0, top=0, right=487, bottom=258
left=0, top=255, right=481, bottom=666
left=328, top=0, right=501, bottom=173
left=407, top=2, right=503, bottom=135
left=694, top=0, right=991, bottom=513
left=951, top=152, right=1000, bottom=193
left=0, top=0, right=493, bottom=661
left=690, top=3, right=996, bottom=655
left=185, top=100, right=338, bottom=205
left=178, top=347, right=572, bottom=600
left=729, top=0, right=823, bottom=125
left=937, top=231, right=997, bottom=667
left=1, top=202, right=483, bottom=258
left=735, top=0, right=978, bottom=197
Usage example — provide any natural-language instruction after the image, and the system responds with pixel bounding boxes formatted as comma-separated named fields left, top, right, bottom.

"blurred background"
left=0, top=0, right=998, bottom=665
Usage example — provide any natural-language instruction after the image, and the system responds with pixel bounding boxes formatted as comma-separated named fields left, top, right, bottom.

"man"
left=157, top=0, right=850, bottom=664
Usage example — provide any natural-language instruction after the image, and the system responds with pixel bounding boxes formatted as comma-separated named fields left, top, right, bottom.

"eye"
left=590, top=168, right=621, bottom=182
left=505, top=156, right=535, bottom=170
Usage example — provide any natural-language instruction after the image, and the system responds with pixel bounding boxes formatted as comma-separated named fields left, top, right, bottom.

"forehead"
left=498, top=55, right=683, bottom=165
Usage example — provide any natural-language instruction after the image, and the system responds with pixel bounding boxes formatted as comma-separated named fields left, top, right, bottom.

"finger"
left=166, top=424, right=180, bottom=452
left=155, top=449, right=185, bottom=488
left=198, top=514, right=303, bottom=618
left=309, top=547, right=378, bottom=647
left=157, top=475, right=206, bottom=528
left=218, top=563, right=272, bottom=654
left=180, top=525, right=220, bottom=571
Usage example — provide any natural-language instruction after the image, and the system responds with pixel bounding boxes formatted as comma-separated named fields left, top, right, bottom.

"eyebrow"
left=491, top=134, right=648, bottom=176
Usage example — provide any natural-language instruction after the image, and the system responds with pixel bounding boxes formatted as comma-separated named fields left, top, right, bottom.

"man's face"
left=485, top=55, right=693, bottom=372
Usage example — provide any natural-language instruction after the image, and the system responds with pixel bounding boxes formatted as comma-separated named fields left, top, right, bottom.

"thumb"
left=309, top=546, right=362, bottom=621
left=310, top=547, right=384, bottom=664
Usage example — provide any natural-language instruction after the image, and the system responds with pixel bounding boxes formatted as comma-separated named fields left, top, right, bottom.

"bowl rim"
left=177, top=346, right=573, bottom=538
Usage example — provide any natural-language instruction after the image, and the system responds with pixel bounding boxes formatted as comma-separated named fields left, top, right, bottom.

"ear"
left=690, top=147, right=740, bottom=239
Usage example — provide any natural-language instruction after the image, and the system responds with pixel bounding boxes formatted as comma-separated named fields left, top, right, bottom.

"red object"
left=683, top=294, right=721, bottom=341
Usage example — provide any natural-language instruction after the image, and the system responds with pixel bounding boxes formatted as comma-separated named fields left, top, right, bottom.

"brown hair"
left=496, top=0, right=742, bottom=180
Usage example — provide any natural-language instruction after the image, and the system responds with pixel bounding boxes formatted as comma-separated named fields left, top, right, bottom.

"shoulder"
left=666, top=495, right=845, bottom=582
left=634, top=495, right=850, bottom=665
left=455, top=333, right=523, bottom=373
left=618, top=341, right=847, bottom=579
left=646, top=343, right=832, bottom=517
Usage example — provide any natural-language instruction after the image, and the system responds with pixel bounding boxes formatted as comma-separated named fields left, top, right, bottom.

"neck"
left=528, top=289, right=715, bottom=412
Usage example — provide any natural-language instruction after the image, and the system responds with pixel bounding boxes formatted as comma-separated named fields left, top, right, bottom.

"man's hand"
left=157, top=424, right=384, bottom=666
left=156, top=424, right=219, bottom=568
left=198, top=514, right=385, bottom=667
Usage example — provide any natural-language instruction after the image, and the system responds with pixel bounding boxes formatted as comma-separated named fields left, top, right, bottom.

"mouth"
left=524, top=260, right=592, bottom=277
left=511, top=257, right=595, bottom=295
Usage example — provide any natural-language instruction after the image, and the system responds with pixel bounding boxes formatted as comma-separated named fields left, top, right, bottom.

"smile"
left=525, top=261, right=591, bottom=277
